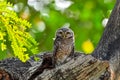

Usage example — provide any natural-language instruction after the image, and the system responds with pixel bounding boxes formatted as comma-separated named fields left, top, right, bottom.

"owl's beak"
left=63, top=35, right=66, bottom=38
left=62, top=33, right=66, bottom=38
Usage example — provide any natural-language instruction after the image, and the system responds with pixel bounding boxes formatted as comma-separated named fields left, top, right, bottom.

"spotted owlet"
left=53, top=27, right=74, bottom=66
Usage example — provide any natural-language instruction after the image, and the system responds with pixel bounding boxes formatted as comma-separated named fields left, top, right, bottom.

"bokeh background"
left=7, top=0, right=115, bottom=54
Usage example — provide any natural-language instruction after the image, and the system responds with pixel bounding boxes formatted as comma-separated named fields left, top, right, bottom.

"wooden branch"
left=0, top=53, right=110, bottom=80
left=30, top=54, right=110, bottom=80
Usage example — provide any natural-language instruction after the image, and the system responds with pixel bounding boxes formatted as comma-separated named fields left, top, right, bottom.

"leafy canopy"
left=0, top=1, right=38, bottom=62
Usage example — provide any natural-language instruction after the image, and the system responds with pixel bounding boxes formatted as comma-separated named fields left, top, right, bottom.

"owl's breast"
left=55, top=43, right=73, bottom=65
left=59, top=44, right=72, bottom=54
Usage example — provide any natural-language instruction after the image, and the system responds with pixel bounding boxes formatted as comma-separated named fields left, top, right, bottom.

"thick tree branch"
left=27, top=54, right=109, bottom=80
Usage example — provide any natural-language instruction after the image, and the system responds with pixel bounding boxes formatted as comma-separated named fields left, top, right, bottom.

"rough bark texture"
left=30, top=54, right=110, bottom=80
left=0, top=0, right=120, bottom=80
left=0, top=58, right=32, bottom=80
left=92, top=0, right=120, bottom=61
left=0, top=53, right=110, bottom=80
left=92, top=0, right=120, bottom=79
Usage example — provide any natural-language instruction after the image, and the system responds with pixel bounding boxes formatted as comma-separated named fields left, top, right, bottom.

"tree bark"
left=26, top=53, right=110, bottom=80
left=92, top=0, right=120, bottom=79
left=0, top=0, right=120, bottom=80
left=0, top=53, right=110, bottom=80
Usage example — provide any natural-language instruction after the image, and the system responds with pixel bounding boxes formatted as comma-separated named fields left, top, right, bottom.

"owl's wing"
left=53, top=37, right=59, bottom=65
left=69, top=43, right=74, bottom=57
left=53, top=38, right=59, bottom=55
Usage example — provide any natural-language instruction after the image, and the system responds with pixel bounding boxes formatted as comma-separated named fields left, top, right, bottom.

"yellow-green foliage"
left=0, top=2, right=38, bottom=62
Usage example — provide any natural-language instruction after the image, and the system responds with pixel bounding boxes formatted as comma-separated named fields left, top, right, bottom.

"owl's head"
left=56, top=28, right=74, bottom=39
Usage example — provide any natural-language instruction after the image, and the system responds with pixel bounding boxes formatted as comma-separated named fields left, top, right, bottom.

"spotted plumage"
left=53, top=27, right=74, bottom=66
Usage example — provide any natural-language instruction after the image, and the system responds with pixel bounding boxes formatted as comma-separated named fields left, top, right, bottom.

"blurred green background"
left=7, top=0, right=115, bottom=54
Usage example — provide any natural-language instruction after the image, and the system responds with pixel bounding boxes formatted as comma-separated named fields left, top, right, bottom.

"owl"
left=53, top=27, right=74, bottom=66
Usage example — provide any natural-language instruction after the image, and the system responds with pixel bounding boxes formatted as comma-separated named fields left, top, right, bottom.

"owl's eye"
left=58, top=31, right=62, bottom=34
left=66, top=32, right=71, bottom=34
